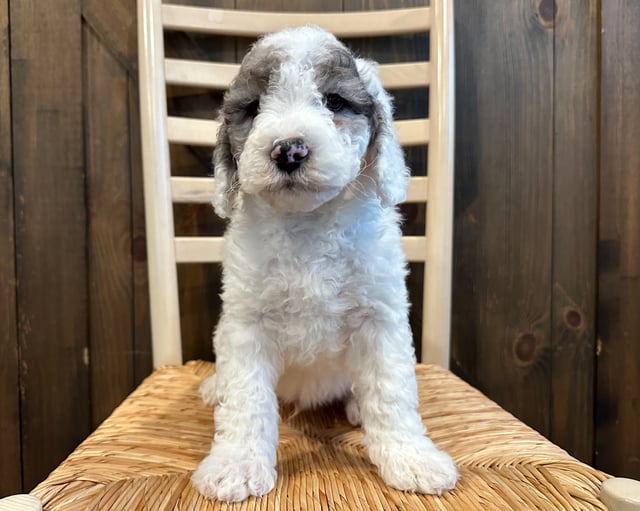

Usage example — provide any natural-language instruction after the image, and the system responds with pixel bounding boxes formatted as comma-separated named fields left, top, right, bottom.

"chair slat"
left=403, top=236, right=428, bottom=262
left=395, top=119, right=430, bottom=147
left=378, top=62, right=431, bottom=89
left=165, top=60, right=238, bottom=89
left=175, top=236, right=427, bottom=263
left=167, top=117, right=218, bottom=146
left=406, top=176, right=428, bottom=203
left=165, top=59, right=431, bottom=90
left=171, top=176, right=215, bottom=203
left=175, top=237, right=224, bottom=263
left=162, top=5, right=432, bottom=37
left=170, top=176, right=428, bottom=204
left=167, top=117, right=429, bottom=147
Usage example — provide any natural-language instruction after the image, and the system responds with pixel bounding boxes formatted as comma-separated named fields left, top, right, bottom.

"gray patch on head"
left=314, top=46, right=375, bottom=118
left=218, top=46, right=285, bottom=157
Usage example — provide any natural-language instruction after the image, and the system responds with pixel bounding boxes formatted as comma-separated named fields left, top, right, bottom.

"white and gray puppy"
left=192, top=25, right=458, bottom=503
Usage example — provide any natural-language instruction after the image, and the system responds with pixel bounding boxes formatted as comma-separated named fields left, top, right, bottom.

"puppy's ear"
left=356, top=58, right=410, bottom=207
left=212, top=120, right=239, bottom=218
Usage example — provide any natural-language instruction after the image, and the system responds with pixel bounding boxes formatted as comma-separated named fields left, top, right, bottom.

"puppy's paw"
left=371, top=437, right=458, bottom=495
left=191, top=446, right=276, bottom=503
left=199, top=374, right=218, bottom=406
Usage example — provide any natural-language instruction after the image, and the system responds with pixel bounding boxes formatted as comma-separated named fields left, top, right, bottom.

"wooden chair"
left=7, top=1, right=631, bottom=509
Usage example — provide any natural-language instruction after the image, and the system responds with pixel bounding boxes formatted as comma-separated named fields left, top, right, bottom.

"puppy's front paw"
left=191, top=446, right=276, bottom=502
left=371, top=437, right=458, bottom=495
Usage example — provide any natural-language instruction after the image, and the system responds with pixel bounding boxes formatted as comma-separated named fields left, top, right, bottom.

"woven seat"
left=32, top=363, right=607, bottom=510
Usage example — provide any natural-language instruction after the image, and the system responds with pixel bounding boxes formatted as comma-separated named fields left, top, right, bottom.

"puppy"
left=192, top=25, right=458, bottom=502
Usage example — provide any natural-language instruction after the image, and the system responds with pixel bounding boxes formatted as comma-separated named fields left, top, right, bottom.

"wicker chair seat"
left=32, top=363, right=608, bottom=510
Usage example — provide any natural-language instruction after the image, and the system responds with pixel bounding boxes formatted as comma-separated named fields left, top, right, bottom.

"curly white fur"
left=192, top=26, right=458, bottom=503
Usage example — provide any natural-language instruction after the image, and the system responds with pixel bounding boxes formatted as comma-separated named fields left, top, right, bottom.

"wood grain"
left=82, top=0, right=137, bottom=71
left=128, top=76, right=153, bottom=385
left=597, top=0, right=640, bottom=479
left=235, top=0, right=340, bottom=11
left=550, top=0, right=598, bottom=463
left=449, top=1, right=480, bottom=384
left=0, top=0, right=21, bottom=497
left=85, top=25, right=136, bottom=428
left=10, top=0, right=90, bottom=490
left=452, top=1, right=555, bottom=436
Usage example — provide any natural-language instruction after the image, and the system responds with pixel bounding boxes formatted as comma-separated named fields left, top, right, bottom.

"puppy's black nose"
left=270, top=138, right=309, bottom=173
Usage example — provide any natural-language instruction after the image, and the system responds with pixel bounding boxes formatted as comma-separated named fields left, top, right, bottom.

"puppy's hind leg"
left=347, top=318, right=458, bottom=495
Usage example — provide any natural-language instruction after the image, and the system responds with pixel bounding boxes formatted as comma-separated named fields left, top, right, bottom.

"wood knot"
left=514, top=332, right=539, bottom=366
left=538, top=0, right=558, bottom=26
left=563, top=308, right=584, bottom=331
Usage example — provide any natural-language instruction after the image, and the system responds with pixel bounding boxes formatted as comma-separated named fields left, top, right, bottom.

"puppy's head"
left=213, top=26, right=409, bottom=217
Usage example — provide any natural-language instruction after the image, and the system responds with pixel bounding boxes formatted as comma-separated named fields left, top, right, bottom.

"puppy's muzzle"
left=270, top=138, right=309, bottom=173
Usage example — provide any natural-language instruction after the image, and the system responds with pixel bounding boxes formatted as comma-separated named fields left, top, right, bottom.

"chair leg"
left=600, top=478, right=640, bottom=511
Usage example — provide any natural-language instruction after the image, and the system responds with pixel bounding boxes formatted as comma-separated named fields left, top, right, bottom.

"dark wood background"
left=1, top=0, right=638, bottom=496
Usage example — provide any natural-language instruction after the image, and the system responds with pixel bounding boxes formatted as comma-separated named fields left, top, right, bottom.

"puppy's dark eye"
left=324, top=93, right=347, bottom=113
left=245, top=99, right=260, bottom=118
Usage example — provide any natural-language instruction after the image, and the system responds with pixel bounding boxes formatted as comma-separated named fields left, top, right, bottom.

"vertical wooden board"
left=10, top=0, right=90, bottom=490
left=85, top=25, right=136, bottom=427
left=0, top=0, right=22, bottom=497
left=128, top=77, right=153, bottom=385
left=452, top=1, right=554, bottom=435
left=82, top=0, right=137, bottom=70
left=450, top=2, right=480, bottom=384
left=550, top=0, right=598, bottom=463
left=597, top=0, right=640, bottom=479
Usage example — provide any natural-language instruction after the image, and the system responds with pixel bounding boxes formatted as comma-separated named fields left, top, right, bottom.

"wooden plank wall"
left=453, top=0, right=599, bottom=464
left=10, top=0, right=91, bottom=492
left=85, top=4, right=139, bottom=428
left=0, top=0, right=151, bottom=495
left=0, top=0, right=20, bottom=497
left=597, top=0, right=640, bottom=479
left=0, top=0, right=639, bottom=496
left=453, top=0, right=557, bottom=440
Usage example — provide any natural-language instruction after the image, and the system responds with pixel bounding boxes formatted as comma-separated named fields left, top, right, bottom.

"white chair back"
left=137, top=0, right=455, bottom=368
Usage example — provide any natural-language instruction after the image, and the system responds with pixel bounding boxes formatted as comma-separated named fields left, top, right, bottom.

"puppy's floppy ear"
left=212, top=119, right=239, bottom=218
left=356, top=58, right=410, bottom=207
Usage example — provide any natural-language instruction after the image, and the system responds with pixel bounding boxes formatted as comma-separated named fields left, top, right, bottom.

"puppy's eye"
left=245, top=99, right=260, bottom=118
left=324, top=93, right=347, bottom=113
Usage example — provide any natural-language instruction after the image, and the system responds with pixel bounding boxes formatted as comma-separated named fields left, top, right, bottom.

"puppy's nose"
left=270, top=138, right=309, bottom=173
